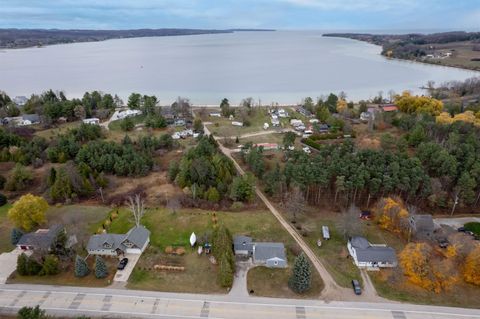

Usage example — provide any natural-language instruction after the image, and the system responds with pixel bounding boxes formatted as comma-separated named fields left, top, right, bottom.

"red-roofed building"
left=381, top=104, right=398, bottom=112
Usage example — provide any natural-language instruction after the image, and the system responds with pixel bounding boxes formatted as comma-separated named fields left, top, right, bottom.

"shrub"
left=17, top=306, right=48, bottom=319
left=95, top=256, right=108, bottom=279
left=120, top=117, right=134, bottom=131
left=0, top=193, right=7, bottom=206
left=74, top=255, right=89, bottom=277
left=4, top=164, right=33, bottom=191
left=0, top=175, right=5, bottom=189
left=39, top=255, right=59, bottom=276
left=10, top=228, right=23, bottom=245
left=230, top=201, right=244, bottom=211
left=464, top=222, right=480, bottom=236
left=17, top=253, right=42, bottom=276
left=205, top=187, right=220, bottom=203
left=289, top=253, right=312, bottom=294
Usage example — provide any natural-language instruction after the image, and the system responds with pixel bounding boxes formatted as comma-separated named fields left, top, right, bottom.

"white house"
left=117, top=109, right=142, bottom=119
left=83, top=118, right=100, bottom=125
left=347, top=236, right=397, bottom=268
left=87, top=226, right=150, bottom=256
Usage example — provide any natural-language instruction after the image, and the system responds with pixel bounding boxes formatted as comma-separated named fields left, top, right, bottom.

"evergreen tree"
left=11, top=228, right=24, bottom=245
left=289, top=253, right=312, bottom=294
left=218, top=253, right=234, bottom=287
left=17, top=253, right=28, bottom=276
left=17, top=305, right=48, bottom=319
left=74, top=255, right=89, bottom=277
left=94, top=256, right=108, bottom=279
left=39, top=255, right=59, bottom=276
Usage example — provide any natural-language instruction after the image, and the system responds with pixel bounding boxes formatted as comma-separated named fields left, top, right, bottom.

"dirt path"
left=204, top=123, right=385, bottom=302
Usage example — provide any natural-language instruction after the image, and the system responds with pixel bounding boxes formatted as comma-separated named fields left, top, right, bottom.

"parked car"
left=117, top=258, right=129, bottom=270
left=303, top=146, right=311, bottom=154
left=438, top=238, right=449, bottom=249
left=458, top=227, right=466, bottom=232
left=352, top=280, right=362, bottom=295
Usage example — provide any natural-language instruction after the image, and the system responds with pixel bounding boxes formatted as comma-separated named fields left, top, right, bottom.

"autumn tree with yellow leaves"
left=336, top=99, right=348, bottom=114
left=463, top=245, right=480, bottom=286
left=8, top=194, right=48, bottom=231
left=436, top=111, right=480, bottom=127
left=395, top=91, right=443, bottom=116
left=399, top=242, right=433, bottom=289
left=375, top=197, right=409, bottom=234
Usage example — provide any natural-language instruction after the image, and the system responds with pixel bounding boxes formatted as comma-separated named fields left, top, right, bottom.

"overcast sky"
left=0, top=0, right=479, bottom=31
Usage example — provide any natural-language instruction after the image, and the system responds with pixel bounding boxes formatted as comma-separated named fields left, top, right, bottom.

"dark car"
left=438, top=238, right=449, bottom=249
left=458, top=227, right=466, bottom=232
left=352, top=280, right=362, bottom=295
left=117, top=258, right=129, bottom=270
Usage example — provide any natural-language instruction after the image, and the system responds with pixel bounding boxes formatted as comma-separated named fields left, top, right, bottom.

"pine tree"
left=39, top=255, right=59, bottom=276
left=218, top=253, right=234, bottom=287
left=10, top=228, right=24, bottom=245
left=74, top=255, right=89, bottom=277
left=95, top=256, right=108, bottom=279
left=289, top=253, right=312, bottom=294
left=17, top=253, right=28, bottom=276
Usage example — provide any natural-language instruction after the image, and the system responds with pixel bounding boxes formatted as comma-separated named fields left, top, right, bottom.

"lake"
left=0, top=31, right=478, bottom=104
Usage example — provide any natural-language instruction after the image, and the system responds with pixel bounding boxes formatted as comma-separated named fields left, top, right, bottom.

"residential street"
left=1, top=284, right=479, bottom=319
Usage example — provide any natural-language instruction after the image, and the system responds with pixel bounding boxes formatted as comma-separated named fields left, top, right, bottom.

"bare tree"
left=286, top=187, right=305, bottom=223
left=127, top=194, right=146, bottom=227
left=338, top=204, right=363, bottom=240
left=166, top=195, right=181, bottom=215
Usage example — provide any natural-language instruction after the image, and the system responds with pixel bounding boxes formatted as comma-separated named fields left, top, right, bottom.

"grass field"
left=204, top=108, right=271, bottom=137
left=34, top=121, right=81, bottom=140
left=247, top=266, right=323, bottom=299
left=100, top=207, right=322, bottom=295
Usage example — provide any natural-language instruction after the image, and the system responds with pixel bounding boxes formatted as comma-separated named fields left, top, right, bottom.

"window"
left=274, top=261, right=278, bottom=265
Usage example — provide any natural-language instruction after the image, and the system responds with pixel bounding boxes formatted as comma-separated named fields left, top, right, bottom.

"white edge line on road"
left=1, top=305, right=224, bottom=319
left=1, top=288, right=480, bottom=318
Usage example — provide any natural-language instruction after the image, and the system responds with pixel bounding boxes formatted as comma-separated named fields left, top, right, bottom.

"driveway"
left=229, top=259, right=254, bottom=298
left=434, top=217, right=480, bottom=229
left=0, top=248, right=32, bottom=283
left=113, top=254, right=140, bottom=283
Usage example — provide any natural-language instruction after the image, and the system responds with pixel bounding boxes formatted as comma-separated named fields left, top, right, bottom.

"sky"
left=0, top=0, right=479, bottom=31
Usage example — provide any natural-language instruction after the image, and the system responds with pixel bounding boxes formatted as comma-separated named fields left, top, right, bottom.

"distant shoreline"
left=323, top=32, right=480, bottom=72
left=0, top=28, right=276, bottom=49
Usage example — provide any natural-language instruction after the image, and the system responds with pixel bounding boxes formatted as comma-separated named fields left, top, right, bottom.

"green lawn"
left=100, top=207, right=323, bottom=295
left=0, top=204, right=14, bottom=253
left=108, top=115, right=146, bottom=131
left=298, top=212, right=364, bottom=288
left=34, top=121, right=81, bottom=140
left=206, top=108, right=271, bottom=137
left=247, top=266, right=323, bottom=299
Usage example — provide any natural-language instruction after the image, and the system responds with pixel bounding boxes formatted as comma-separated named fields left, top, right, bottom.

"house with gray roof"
left=233, top=235, right=287, bottom=268
left=409, top=214, right=435, bottom=240
left=233, top=235, right=254, bottom=256
left=17, top=225, right=64, bottom=252
left=347, top=236, right=397, bottom=268
left=87, top=226, right=150, bottom=256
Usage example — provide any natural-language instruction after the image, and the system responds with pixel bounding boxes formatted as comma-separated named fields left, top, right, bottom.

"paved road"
left=202, top=123, right=381, bottom=302
left=1, top=284, right=479, bottom=319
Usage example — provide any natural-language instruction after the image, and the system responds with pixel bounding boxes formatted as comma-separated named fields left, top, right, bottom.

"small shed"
left=322, top=226, right=330, bottom=240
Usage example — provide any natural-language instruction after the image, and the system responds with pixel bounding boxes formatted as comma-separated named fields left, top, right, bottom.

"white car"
left=303, top=146, right=311, bottom=154
left=172, top=133, right=181, bottom=140
left=287, top=145, right=295, bottom=151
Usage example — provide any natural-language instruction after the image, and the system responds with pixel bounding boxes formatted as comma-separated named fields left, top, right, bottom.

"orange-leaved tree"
left=375, top=197, right=409, bottom=234
left=464, top=245, right=480, bottom=286
left=399, top=242, right=433, bottom=290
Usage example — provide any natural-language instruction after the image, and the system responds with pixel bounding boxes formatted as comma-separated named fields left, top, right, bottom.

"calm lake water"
left=0, top=31, right=478, bottom=104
